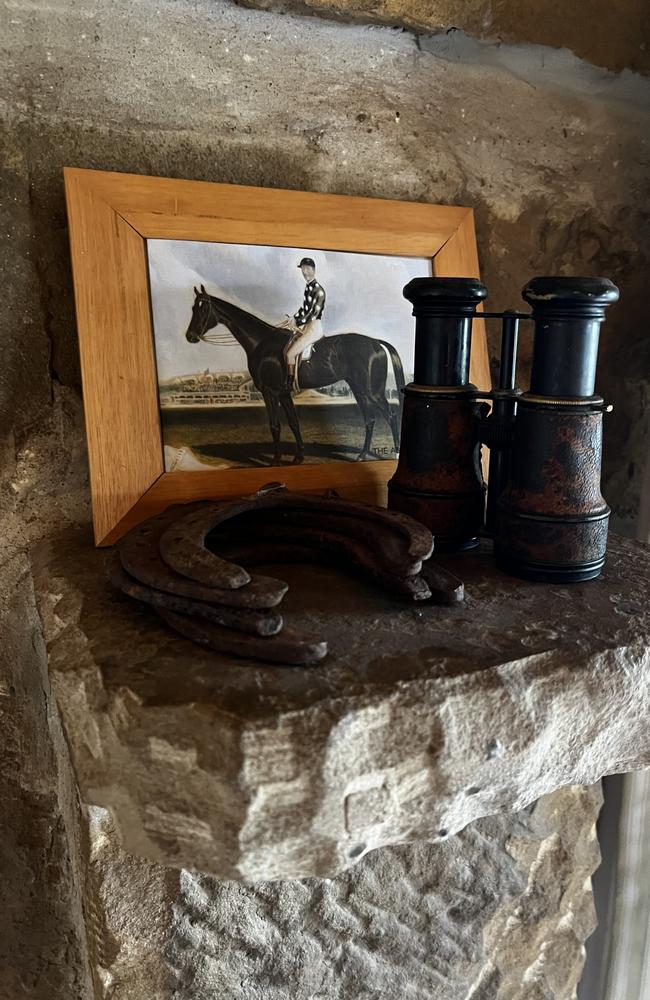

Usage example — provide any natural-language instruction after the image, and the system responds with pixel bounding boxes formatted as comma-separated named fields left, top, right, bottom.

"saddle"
left=277, top=318, right=323, bottom=392
left=289, top=337, right=324, bottom=392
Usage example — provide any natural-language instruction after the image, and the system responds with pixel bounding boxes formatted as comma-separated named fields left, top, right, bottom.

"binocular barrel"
left=526, top=277, right=618, bottom=398
left=410, top=277, right=482, bottom=385
left=387, top=278, right=488, bottom=551
left=388, top=274, right=619, bottom=582
left=495, top=277, right=619, bottom=582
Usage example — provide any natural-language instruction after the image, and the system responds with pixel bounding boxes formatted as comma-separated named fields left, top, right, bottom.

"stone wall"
left=0, top=555, right=93, bottom=997
left=238, top=0, right=650, bottom=76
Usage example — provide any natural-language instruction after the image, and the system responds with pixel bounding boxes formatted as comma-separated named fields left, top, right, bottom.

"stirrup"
left=287, top=360, right=301, bottom=393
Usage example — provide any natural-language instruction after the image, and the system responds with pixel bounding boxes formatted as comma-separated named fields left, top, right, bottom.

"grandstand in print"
left=159, top=368, right=408, bottom=409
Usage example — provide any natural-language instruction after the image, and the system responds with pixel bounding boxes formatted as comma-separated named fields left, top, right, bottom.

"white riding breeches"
left=286, top=319, right=324, bottom=367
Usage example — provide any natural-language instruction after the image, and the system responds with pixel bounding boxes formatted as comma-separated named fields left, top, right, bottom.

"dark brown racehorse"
left=185, top=285, right=404, bottom=464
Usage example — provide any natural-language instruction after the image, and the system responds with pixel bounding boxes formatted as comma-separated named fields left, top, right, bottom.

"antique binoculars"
left=388, top=275, right=620, bottom=582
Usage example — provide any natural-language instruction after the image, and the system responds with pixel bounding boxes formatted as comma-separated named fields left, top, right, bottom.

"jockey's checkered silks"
left=294, top=279, right=326, bottom=327
left=283, top=269, right=327, bottom=388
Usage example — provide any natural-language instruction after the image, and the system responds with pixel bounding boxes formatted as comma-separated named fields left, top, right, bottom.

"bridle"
left=193, top=296, right=238, bottom=346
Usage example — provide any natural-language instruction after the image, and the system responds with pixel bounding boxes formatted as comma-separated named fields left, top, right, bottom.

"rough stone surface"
left=32, top=527, right=650, bottom=881
left=87, top=783, right=602, bottom=1000
left=0, top=554, right=93, bottom=998
left=236, top=0, right=650, bottom=77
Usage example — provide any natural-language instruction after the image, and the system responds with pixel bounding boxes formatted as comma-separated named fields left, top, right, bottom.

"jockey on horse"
left=277, top=257, right=326, bottom=391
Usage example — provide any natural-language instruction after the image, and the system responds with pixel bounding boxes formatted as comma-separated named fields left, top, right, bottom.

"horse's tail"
left=378, top=340, right=405, bottom=419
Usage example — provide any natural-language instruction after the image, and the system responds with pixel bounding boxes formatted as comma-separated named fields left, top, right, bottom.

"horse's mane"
left=209, top=293, right=282, bottom=336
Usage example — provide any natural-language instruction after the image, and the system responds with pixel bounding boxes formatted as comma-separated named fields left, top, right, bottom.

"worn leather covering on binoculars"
left=389, top=276, right=619, bottom=582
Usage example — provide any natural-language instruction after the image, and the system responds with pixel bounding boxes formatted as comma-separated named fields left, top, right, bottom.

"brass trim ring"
left=520, top=393, right=605, bottom=408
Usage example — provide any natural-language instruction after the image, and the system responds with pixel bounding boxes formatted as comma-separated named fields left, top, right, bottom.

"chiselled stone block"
left=85, top=784, right=602, bottom=1000
left=33, top=528, right=650, bottom=881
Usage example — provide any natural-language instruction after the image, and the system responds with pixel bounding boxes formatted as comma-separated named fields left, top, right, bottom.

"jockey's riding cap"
left=298, top=257, right=316, bottom=268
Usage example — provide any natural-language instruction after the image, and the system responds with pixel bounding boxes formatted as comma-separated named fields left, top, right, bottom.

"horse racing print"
left=148, top=239, right=428, bottom=472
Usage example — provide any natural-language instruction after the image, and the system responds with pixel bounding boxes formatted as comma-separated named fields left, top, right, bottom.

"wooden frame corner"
left=64, top=168, right=490, bottom=545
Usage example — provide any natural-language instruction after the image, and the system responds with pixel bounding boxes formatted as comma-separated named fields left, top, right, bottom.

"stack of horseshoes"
left=111, top=485, right=464, bottom=666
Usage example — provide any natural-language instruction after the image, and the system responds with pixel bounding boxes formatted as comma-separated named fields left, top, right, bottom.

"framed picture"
left=65, top=168, right=490, bottom=545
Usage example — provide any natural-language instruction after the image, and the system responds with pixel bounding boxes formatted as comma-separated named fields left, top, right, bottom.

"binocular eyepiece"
left=388, top=275, right=620, bottom=583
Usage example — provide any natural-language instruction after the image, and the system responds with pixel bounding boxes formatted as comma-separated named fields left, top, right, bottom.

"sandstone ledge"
left=33, top=528, right=650, bottom=881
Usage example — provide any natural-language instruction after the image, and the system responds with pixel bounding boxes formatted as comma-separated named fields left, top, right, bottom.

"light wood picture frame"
left=64, top=168, right=490, bottom=546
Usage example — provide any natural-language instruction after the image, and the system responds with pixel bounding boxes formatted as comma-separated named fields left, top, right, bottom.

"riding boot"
left=287, top=364, right=296, bottom=392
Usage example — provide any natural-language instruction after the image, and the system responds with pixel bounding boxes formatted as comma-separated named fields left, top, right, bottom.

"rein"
left=201, top=331, right=239, bottom=345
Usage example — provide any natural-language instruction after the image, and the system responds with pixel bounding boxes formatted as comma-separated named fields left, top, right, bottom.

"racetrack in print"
left=161, top=403, right=399, bottom=471
left=148, top=238, right=428, bottom=469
